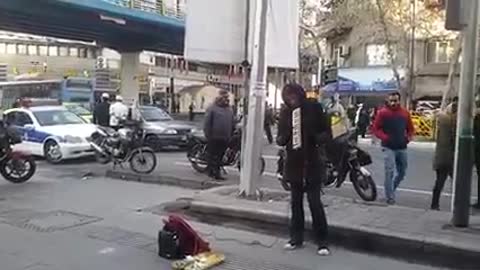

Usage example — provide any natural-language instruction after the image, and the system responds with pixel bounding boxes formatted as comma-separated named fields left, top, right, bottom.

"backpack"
left=158, top=215, right=210, bottom=259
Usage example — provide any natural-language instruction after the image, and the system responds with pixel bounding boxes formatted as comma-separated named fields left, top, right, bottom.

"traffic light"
left=445, top=0, right=467, bottom=30
left=321, top=67, right=338, bottom=86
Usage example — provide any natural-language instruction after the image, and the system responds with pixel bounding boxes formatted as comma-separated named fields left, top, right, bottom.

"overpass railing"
left=102, top=0, right=185, bottom=20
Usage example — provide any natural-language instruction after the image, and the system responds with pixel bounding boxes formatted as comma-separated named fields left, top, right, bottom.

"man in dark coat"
left=431, top=98, right=458, bottom=210
left=277, top=83, right=331, bottom=256
left=264, top=103, right=275, bottom=144
left=473, top=95, right=480, bottom=209
left=203, top=90, right=235, bottom=180
left=93, top=93, right=110, bottom=127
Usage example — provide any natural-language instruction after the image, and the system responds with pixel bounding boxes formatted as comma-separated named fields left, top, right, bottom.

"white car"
left=3, top=106, right=97, bottom=163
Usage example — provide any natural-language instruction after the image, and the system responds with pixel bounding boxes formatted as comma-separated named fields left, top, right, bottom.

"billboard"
left=184, top=0, right=299, bottom=69
left=323, top=67, right=406, bottom=94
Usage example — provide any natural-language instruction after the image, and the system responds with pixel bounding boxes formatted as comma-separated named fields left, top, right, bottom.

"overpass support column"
left=120, top=52, right=141, bottom=105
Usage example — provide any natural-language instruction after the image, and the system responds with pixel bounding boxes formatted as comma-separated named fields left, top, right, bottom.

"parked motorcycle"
left=277, top=130, right=377, bottom=202
left=0, top=121, right=36, bottom=183
left=89, top=120, right=157, bottom=174
left=186, top=129, right=266, bottom=175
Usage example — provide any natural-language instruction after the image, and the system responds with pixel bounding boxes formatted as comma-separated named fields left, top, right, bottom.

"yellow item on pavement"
left=172, top=252, right=225, bottom=270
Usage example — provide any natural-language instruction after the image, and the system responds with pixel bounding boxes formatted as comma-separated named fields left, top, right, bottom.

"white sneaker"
left=284, top=242, right=302, bottom=250
left=317, top=247, right=330, bottom=256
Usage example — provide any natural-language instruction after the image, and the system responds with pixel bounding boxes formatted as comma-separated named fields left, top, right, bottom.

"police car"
left=3, top=104, right=97, bottom=163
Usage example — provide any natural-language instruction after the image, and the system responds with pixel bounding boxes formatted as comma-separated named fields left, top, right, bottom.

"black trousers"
left=476, top=157, right=480, bottom=204
left=290, top=174, right=328, bottom=247
left=206, top=139, right=228, bottom=177
left=431, top=167, right=453, bottom=208
left=264, top=124, right=273, bottom=144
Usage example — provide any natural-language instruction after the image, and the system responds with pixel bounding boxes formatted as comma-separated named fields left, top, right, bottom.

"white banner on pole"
left=184, top=0, right=299, bottom=69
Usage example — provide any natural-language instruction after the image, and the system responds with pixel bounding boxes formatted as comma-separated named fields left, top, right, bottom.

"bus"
left=0, top=79, right=62, bottom=109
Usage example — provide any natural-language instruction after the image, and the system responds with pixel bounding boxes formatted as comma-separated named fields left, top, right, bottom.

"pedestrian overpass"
left=0, top=0, right=185, bottom=54
left=0, top=0, right=186, bottom=101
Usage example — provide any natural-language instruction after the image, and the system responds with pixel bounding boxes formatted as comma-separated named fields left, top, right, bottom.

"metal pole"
left=274, top=68, right=279, bottom=111
left=408, top=0, right=416, bottom=109
left=451, top=0, right=479, bottom=227
left=239, top=0, right=269, bottom=197
left=240, top=0, right=251, bottom=174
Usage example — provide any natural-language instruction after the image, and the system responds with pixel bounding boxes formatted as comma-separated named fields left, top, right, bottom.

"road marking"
left=174, top=161, right=477, bottom=199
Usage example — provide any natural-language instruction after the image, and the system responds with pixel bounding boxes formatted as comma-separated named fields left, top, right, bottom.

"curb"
left=105, top=170, right=223, bottom=190
left=187, top=196, right=480, bottom=269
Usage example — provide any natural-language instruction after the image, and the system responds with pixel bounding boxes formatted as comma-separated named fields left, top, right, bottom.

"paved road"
left=33, top=137, right=479, bottom=212
left=0, top=167, right=452, bottom=270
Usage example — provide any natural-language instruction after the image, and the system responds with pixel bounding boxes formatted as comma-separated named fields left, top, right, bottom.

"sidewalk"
left=182, top=185, right=480, bottom=269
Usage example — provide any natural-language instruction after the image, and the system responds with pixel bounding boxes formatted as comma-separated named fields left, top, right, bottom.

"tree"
left=315, top=0, right=449, bottom=105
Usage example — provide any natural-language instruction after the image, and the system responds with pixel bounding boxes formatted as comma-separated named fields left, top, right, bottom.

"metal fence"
left=102, top=0, right=185, bottom=20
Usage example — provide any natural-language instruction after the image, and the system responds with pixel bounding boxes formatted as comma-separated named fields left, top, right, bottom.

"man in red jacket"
left=373, top=92, right=415, bottom=205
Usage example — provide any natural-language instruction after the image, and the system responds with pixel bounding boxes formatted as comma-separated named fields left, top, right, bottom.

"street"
left=39, top=137, right=478, bottom=212
left=0, top=161, right=453, bottom=270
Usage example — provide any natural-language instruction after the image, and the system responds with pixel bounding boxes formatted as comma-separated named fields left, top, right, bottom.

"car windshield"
left=140, top=107, right=172, bottom=122
left=34, top=110, right=86, bottom=126
left=64, top=104, right=90, bottom=115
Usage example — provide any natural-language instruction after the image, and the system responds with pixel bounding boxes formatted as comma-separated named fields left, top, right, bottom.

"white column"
left=120, top=52, right=141, bottom=105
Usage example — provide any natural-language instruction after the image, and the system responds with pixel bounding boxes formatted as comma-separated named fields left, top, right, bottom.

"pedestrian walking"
left=189, top=103, right=195, bottom=122
left=109, top=95, right=129, bottom=131
left=473, top=94, right=480, bottom=209
left=93, top=93, right=110, bottom=127
left=264, top=103, right=274, bottom=144
left=355, top=104, right=370, bottom=138
left=373, top=92, right=415, bottom=205
left=277, top=83, right=331, bottom=256
left=203, top=89, right=235, bottom=180
left=430, top=98, right=458, bottom=210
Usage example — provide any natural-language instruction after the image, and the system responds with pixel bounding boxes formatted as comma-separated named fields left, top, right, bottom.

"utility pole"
left=451, top=0, right=479, bottom=227
left=239, top=0, right=269, bottom=197
left=408, top=0, right=416, bottom=109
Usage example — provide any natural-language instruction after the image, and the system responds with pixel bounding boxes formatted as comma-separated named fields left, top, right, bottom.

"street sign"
left=322, top=67, right=338, bottom=86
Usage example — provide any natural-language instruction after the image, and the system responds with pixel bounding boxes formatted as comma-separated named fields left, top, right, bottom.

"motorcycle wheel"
left=94, top=151, right=111, bottom=164
left=129, top=148, right=157, bottom=174
left=187, top=144, right=208, bottom=173
left=0, top=156, right=36, bottom=183
left=350, top=167, right=377, bottom=202
left=237, top=157, right=266, bottom=175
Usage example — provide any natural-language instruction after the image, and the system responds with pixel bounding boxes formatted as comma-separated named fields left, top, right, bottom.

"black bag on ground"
left=157, top=226, right=184, bottom=259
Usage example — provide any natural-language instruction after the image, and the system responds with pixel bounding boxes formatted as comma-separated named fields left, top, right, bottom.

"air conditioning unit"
left=339, top=45, right=351, bottom=58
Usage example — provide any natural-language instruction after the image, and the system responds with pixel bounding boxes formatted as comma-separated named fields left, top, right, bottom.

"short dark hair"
left=389, top=92, right=401, bottom=98
left=452, top=96, right=459, bottom=102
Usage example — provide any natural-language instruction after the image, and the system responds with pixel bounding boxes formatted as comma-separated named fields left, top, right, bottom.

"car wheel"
left=44, top=140, right=63, bottom=164
left=145, top=135, right=161, bottom=152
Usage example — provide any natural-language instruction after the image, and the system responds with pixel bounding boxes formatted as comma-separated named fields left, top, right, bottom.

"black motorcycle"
left=0, top=121, right=36, bottom=183
left=186, top=129, right=266, bottom=175
left=277, top=130, right=377, bottom=202
left=89, top=121, right=157, bottom=174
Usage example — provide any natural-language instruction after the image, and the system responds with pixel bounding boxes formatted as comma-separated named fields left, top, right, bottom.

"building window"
left=87, top=48, right=97, bottom=59
left=28, top=45, right=38, bottom=56
left=366, top=44, right=390, bottom=66
left=48, top=46, right=58, bottom=56
left=39, top=46, right=48, bottom=56
left=426, top=40, right=454, bottom=64
left=17, top=44, right=27, bottom=55
left=6, top=44, right=16, bottom=54
left=79, top=48, right=87, bottom=58
left=0, top=43, right=6, bottom=54
left=69, top=47, right=78, bottom=57
left=59, top=46, right=69, bottom=57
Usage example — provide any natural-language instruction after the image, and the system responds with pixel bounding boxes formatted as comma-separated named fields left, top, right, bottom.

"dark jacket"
left=474, top=109, right=480, bottom=164
left=277, top=94, right=331, bottom=185
left=93, top=101, right=110, bottom=127
left=433, top=109, right=456, bottom=170
left=373, top=106, right=414, bottom=150
left=203, top=102, right=235, bottom=141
